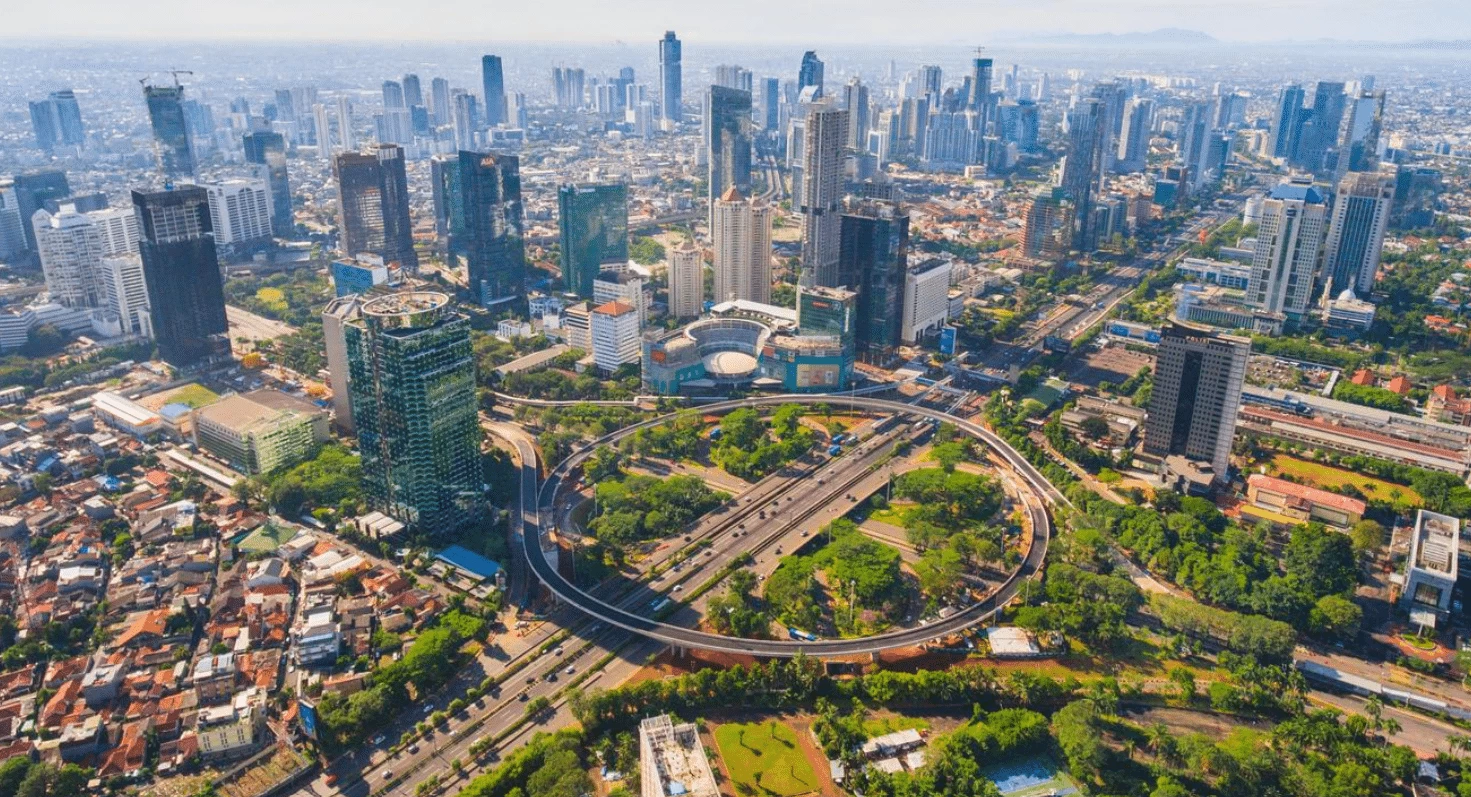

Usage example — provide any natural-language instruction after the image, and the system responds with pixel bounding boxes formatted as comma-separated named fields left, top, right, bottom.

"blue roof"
left=435, top=545, right=503, bottom=580
left=1269, top=181, right=1325, bottom=204
left=160, top=402, right=194, bottom=420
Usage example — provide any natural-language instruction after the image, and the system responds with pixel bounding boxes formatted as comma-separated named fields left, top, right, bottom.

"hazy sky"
left=4, top=0, right=1468, bottom=44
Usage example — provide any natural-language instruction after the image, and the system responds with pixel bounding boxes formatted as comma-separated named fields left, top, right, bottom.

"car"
left=683, top=534, right=692, bottom=541
left=372, top=734, right=387, bottom=746
left=775, top=546, right=783, bottom=554
left=565, top=665, right=576, bottom=675
left=546, top=672, right=557, bottom=682
left=527, top=675, right=537, bottom=685
left=408, top=744, right=420, bottom=755
left=673, top=584, right=683, bottom=592
left=381, top=771, right=393, bottom=781
left=518, top=692, right=529, bottom=702
left=554, top=646, right=564, bottom=656
left=800, top=530, right=808, bottom=537
left=705, top=549, right=714, bottom=557
left=421, top=702, right=435, bottom=714
left=325, top=774, right=339, bottom=787
left=739, top=523, right=746, bottom=530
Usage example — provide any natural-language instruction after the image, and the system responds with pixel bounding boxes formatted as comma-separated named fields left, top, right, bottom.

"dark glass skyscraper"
left=761, top=77, right=780, bottom=131
left=12, top=170, right=70, bottom=260
left=1061, top=98, right=1105, bottom=249
left=243, top=131, right=292, bottom=238
left=659, top=31, right=682, bottom=125
left=458, top=151, right=526, bottom=307
left=346, top=291, right=481, bottom=534
left=1269, top=84, right=1306, bottom=160
left=334, top=144, right=418, bottom=270
left=481, top=55, right=507, bottom=127
left=558, top=182, right=628, bottom=299
left=705, top=86, right=753, bottom=209
left=144, top=84, right=196, bottom=179
left=132, top=186, right=229, bottom=367
left=1143, top=322, right=1248, bottom=484
left=29, top=90, right=85, bottom=152
left=798, top=51, right=825, bottom=98
left=837, top=200, right=909, bottom=361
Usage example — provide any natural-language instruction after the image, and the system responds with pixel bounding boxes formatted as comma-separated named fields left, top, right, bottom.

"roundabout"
left=522, top=394, right=1059, bottom=657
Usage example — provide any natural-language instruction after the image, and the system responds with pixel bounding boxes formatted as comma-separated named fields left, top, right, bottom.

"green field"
left=861, top=715, right=930, bottom=737
left=713, top=721, right=820, bottom=797
left=161, top=383, right=221, bottom=409
left=1267, top=455, right=1422, bottom=506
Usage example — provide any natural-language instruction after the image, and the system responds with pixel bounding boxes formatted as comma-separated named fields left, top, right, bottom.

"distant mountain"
left=1015, top=28, right=1220, bottom=48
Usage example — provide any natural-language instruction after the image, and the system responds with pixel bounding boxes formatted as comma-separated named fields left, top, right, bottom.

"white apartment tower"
left=590, top=299, right=640, bottom=374
left=100, top=254, right=153, bottom=338
left=712, top=188, right=772, bottom=304
left=798, top=102, right=849, bottom=288
left=202, top=179, right=273, bottom=250
left=33, top=205, right=108, bottom=309
left=1245, top=179, right=1328, bottom=318
left=668, top=239, right=703, bottom=319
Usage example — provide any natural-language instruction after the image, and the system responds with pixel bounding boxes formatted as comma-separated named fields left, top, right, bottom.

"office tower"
left=593, top=271, right=647, bottom=328
left=1143, top=321, right=1249, bottom=484
left=336, top=96, right=356, bottom=151
left=797, top=284, right=857, bottom=378
left=458, top=151, right=526, bottom=307
left=714, top=65, right=752, bottom=93
left=1245, top=179, right=1329, bottom=318
left=902, top=258, right=953, bottom=344
left=843, top=79, right=870, bottom=151
left=87, top=207, right=139, bottom=256
left=1177, top=100, right=1221, bottom=190
left=798, top=51, right=824, bottom=98
left=922, top=111, right=981, bottom=169
left=1341, top=90, right=1385, bottom=175
left=34, top=206, right=108, bottom=309
left=402, top=74, right=423, bottom=108
left=668, top=238, right=703, bottom=319
left=798, top=103, right=848, bottom=288
left=331, top=255, right=391, bottom=298
left=430, top=154, right=460, bottom=256
left=0, top=183, right=26, bottom=262
left=1022, top=187, right=1073, bottom=262
left=509, top=92, right=528, bottom=128
left=274, top=88, right=297, bottom=121
left=1296, top=81, right=1346, bottom=172
left=29, top=90, right=85, bottom=152
left=321, top=294, right=363, bottom=434
left=1061, top=99, right=1105, bottom=249
left=242, top=131, right=292, bottom=238
left=382, top=80, right=405, bottom=109
left=969, top=52, right=993, bottom=123
left=761, top=77, right=780, bottom=132
left=558, top=182, right=628, bottom=299
left=705, top=86, right=753, bottom=212
left=312, top=103, right=332, bottom=154
left=918, top=65, right=943, bottom=98
left=1090, top=81, right=1128, bottom=174
left=1391, top=166, right=1442, bottom=230
left=345, top=291, right=480, bottom=532
left=1116, top=98, right=1153, bottom=173
left=144, top=84, right=196, bottom=179
left=201, top=179, right=273, bottom=258
left=335, top=144, right=417, bottom=270
left=430, top=77, right=452, bottom=126
left=1322, top=171, right=1393, bottom=298
left=10, top=170, right=70, bottom=260
left=100, top=254, right=152, bottom=338
left=453, top=93, right=479, bottom=151
left=132, top=187, right=228, bottom=367
left=659, top=31, right=682, bottom=126
left=481, top=55, right=507, bottom=127
left=1269, top=84, right=1306, bottom=160
left=837, top=200, right=909, bottom=360
left=589, top=300, right=641, bottom=374
left=711, top=188, right=773, bottom=304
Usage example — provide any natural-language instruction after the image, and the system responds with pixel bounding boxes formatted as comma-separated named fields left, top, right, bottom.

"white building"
left=668, top=239, right=703, bottom=319
left=590, top=299, right=640, bottom=374
left=562, top=301, right=592, bottom=352
left=196, top=688, right=268, bottom=760
left=100, top=254, right=153, bottom=338
left=902, top=258, right=953, bottom=344
left=1324, top=290, right=1377, bottom=332
left=639, top=715, right=718, bottom=797
left=1246, top=179, right=1328, bottom=319
left=712, top=188, right=772, bottom=304
left=322, top=295, right=363, bottom=435
left=798, top=101, right=848, bottom=288
left=89, top=207, right=139, bottom=256
left=1403, top=509, right=1460, bottom=616
left=33, top=205, right=108, bottom=310
left=594, top=271, right=649, bottom=329
left=202, top=179, right=273, bottom=254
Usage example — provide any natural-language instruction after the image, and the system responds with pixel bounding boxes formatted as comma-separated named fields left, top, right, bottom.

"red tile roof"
left=1248, top=473, right=1367, bottom=515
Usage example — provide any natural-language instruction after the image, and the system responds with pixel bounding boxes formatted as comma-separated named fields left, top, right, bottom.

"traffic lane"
left=1309, top=691, right=1460, bottom=756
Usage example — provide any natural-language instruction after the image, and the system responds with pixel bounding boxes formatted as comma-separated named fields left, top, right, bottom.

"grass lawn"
left=1266, top=455, right=1422, bottom=506
left=166, top=383, right=221, bottom=409
left=862, top=715, right=930, bottom=737
left=713, top=721, right=820, bottom=797
left=866, top=503, right=915, bottom=527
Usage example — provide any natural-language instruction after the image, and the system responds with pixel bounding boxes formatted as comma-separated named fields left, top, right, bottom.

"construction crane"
left=137, top=70, right=194, bottom=90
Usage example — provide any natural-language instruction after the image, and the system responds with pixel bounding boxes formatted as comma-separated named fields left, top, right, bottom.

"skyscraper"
left=798, top=51, right=825, bottom=98
left=1245, top=179, right=1329, bottom=318
left=200, top=179, right=273, bottom=259
left=382, top=80, right=405, bottom=109
left=843, top=79, right=870, bottom=151
left=346, top=291, right=481, bottom=533
left=798, top=102, right=848, bottom=288
left=711, top=188, right=772, bottom=304
left=1022, top=187, right=1073, bottom=262
left=1116, top=97, right=1153, bottom=173
left=402, top=74, right=423, bottom=108
left=705, top=86, right=753, bottom=213
left=558, top=182, right=628, bottom=299
left=11, top=170, right=70, bottom=261
left=1340, top=90, right=1385, bottom=176
left=29, top=90, right=85, bottom=152
left=482, top=55, right=507, bottom=127
left=837, top=199, right=909, bottom=360
left=144, top=84, right=196, bottom=179
left=1295, top=81, right=1346, bottom=172
left=430, top=77, right=452, bottom=127
left=336, top=96, right=356, bottom=151
left=34, top=205, right=108, bottom=310
left=243, top=131, right=293, bottom=239
left=1061, top=99, right=1105, bottom=249
left=335, top=144, right=417, bottom=271
left=1321, top=171, right=1393, bottom=298
left=659, top=31, right=682, bottom=126
left=761, top=77, right=780, bottom=132
left=668, top=238, right=703, bottom=319
left=132, top=186, right=229, bottom=367
left=969, top=52, right=993, bottom=125
left=458, top=151, right=526, bottom=307
left=1269, top=84, right=1306, bottom=160
left=322, top=294, right=363, bottom=435
left=1143, top=321, right=1249, bottom=484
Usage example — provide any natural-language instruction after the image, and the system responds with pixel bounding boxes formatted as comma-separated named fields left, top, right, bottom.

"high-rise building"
left=837, top=200, right=909, bottom=360
left=452, top=93, right=479, bottom=151
left=796, top=284, right=856, bottom=377
left=482, top=55, right=507, bottom=127
left=458, top=151, right=526, bottom=307
left=589, top=299, right=641, bottom=374
left=593, top=271, right=648, bottom=328
left=10, top=170, right=70, bottom=263
left=558, top=182, right=628, bottom=299
left=1245, top=179, right=1329, bottom=318
left=401, top=74, right=423, bottom=108
left=1269, top=83, right=1306, bottom=160
left=902, top=257, right=953, bottom=344
left=201, top=179, right=274, bottom=259
left=345, top=292, right=481, bottom=533
left=843, top=78, right=870, bottom=151
left=798, top=51, right=825, bottom=98
left=132, top=186, right=229, bottom=367
left=659, top=31, right=682, bottom=126
left=100, top=254, right=152, bottom=338
left=714, top=65, right=753, bottom=93
left=382, top=80, right=405, bottom=110
left=322, top=294, right=363, bottom=434
left=1340, top=90, right=1385, bottom=176
left=1143, top=321, right=1249, bottom=484
left=668, top=239, right=703, bottom=319
left=761, top=77, right=780, bottom=132
left=711, top=188, right=772, bottom=304
left=243, top=131, right=292, bottom=239
left=1295, top=81, right=1347, bottom=173
left=29, top=90, right=85, bottom=152
left=1391, top=166, right=1442, bottom=230
left=969, top=52, right=994, bottom=125
left=430, top=77, right=452, bottom=127
left=336, top=96, right=356, bottom=151
left=922, top=111, right=981, bottom=169
left=705, top=86, right=753, bottom=212
left=1116, top=98, right=1153, bottom=173
left=1022, top=186, right=1073, bottom=262
left=274, top=88, right=297, bottom=122
left=798, top=103, right=848, bottom=288
left=1321, top=171, right=1393, bottom=298
left=34, top=205, right=108, bottom=310
left=1090, top=81, right=1128, bottom=174
left=335, top=144, right=417, bottom=270
left=144, top=84, right=196, bottom=179
left=1061, top=99, right=1105, bottom=249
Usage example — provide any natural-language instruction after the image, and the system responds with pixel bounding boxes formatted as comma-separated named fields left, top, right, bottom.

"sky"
left=3, top=0, right=1468, bottom=44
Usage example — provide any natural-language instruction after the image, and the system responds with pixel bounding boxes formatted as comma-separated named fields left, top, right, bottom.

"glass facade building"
left=132, top=186, right=229, bottom=367
left=705, top=86, right=753, bottom=208
left=144, top=84, right=196, bottom=179
left=559, top=183, right=628, bottom=299
left=346, top=292, right=481, bottom=533
left=837, top=200, right=909, bottom=360
left=458, top=150, right=526, bottom=308
left=334, top=144, right=418, bottom=271
left=243, top=131, right=292, bottom=238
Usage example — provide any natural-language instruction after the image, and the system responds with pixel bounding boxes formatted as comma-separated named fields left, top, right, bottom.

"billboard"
left=939, top=325, right=958, bottom=355
left=298, top=698, right=319, bottom=740
left=795, top=363, right=840, bottom=388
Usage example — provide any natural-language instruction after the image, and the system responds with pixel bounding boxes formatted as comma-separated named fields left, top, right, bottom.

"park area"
left=1265, top=454, right=1422, bottom=506
left=712, top=720, right=822, bottom=797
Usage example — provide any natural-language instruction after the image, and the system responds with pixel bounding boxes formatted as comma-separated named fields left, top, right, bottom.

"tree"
left=1285, top=523, right=1358, bottom=598
left=1169, top=666, right=1197, bottom=704
left=1309, top=594, right=1363, bottom=643
left=1348, top=519, right=1386, bottom=554
left=1079, top=416, right=1111, bottom=441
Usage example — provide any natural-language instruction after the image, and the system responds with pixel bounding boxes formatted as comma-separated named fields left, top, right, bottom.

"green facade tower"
left=558, top=182, right=628, bottom=299
left=346, top=292, right=482, bottom=533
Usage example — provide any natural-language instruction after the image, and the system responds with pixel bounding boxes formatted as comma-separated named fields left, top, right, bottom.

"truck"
left=788, top=628, right=819, bottom=642
left=827, top=444, right=843, bottom=456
